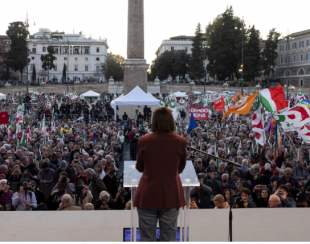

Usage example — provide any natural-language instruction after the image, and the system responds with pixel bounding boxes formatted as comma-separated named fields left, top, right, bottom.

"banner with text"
left=189, top=106, right=209, bottom=120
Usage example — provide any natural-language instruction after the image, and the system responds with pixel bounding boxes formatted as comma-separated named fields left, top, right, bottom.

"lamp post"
left=203, top=42, right=207, bottom=94
left=235, top=17, right=250, bottom=96
left=19, top=13, right=35, bottom=92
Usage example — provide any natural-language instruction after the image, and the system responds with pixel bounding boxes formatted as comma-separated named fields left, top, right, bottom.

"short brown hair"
left=151, top=107, right=175, bottom=133
left=213, top=194, right=224, bottom=203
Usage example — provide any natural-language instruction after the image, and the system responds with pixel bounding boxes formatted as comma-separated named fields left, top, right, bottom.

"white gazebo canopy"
left=81, top=90, right=100, bottom=98
left=174, top=91, right=188, bottom=98
left=0, top=93, right=6, bottom=100
left=113, top=86, right=160, bottom=120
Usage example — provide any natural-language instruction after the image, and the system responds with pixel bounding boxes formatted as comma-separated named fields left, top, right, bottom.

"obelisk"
left=123, top=0, right=148, bottom=94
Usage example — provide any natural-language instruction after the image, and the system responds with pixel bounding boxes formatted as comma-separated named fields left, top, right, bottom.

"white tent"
left=114, top=86, right=160, bottom=120
left=174, top=91, right=188, bottom=98
left=81, top=90, right=100, bottom=98
left=110, top=94, right=125, bottom=108
left=0, top=93, right=6, bottom=100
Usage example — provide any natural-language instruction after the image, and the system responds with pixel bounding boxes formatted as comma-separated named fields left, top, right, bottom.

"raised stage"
left=1, top=209, right=309, bottom=242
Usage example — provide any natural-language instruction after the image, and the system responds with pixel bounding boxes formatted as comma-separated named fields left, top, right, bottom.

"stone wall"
left=2, top=83, right=310, bottom=95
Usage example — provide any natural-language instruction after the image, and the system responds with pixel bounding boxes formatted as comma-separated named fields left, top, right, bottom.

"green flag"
left=21, top=132, right=27, bottom=148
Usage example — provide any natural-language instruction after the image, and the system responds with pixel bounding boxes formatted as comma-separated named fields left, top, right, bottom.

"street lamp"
left=202, top=42, right=207, bottom=94
left=20, top=13, right=35, bottom=93
left=235, top=17, right=250, bottom=96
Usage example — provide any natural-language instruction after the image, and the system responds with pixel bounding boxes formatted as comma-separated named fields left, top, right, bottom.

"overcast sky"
left=1, top=0, right=310, bottom=64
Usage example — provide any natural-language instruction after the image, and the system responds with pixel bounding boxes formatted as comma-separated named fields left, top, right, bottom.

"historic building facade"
left=27, top=28, right=109, bottom=83
left=276, top=29, right=310, bottom=88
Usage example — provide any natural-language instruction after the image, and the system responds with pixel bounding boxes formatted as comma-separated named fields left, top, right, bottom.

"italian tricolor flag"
left=259, top=84, right=287, bottom=113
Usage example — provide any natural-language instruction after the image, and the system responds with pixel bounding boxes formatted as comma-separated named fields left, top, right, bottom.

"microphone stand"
left=187, top=146, right=240, bottom=242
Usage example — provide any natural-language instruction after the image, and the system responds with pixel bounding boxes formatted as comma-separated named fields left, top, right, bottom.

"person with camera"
left=190, top=175, right=212, bottom=209
left=53, top=172, right=74, bottom=196
left=0, top=179, right=14, bottom=211
left=57, top=194, right=82, bottom=211
left=278, top=168, right=300, bottom=199
left=12, top=179, right=37, bottom=211
left=30, top=180, right=47, bottom=210
left=130, top=128, right=140, bottom=160
left=103, top=167, right=118, bottom=199
left=274, top=184, right=296, bottom=208
left=85, top=168, right=107, bottom=204
left=110, top=187, right=128, bottom=210
left=55, top=160, right=73, bottom=183
left=72, top=179, right=93, bottom=209
left=233, top=188, right=257, bottom=208
left=94, top=191, right=111, bottom=210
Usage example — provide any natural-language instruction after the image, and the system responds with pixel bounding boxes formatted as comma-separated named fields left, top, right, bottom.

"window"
left=96, top=66, right=100, bottom=72
left=286, top=56, right=289, bottom=63
left=280, top=57, right=283, bottom=64
left=64, top=48, right=68, bottom=54
left=300, top=53, right=303, bottom=61
left=185, top=47, right=188, bottom=52
left=292, top=42, right=297, bottom=49
left=301, top=80, right=303, bottom=87
left=30, top=64, right=34, bottom=70
left=280, top=45, right=284, bottom=52
left=54, top=48, right=59, bottom=54
left=85, top=48, right=89, bottom=54
left=32, top=56, right=35, bottom=60
left=64, top=57, right=67, bottom=61
left=85, top=57, right=88, bottom=61
left=75, top=57, right=78, bottom=61
left=32, top=48, right=36, bottom=53
left=299, top=41, right=304, bottom=48
left=74, top=65, right=78, bottom=71
left=54, top=65, right=57, bottom=71
left=74, top=48, right=79, bottom=54
left=42, top=46, right=46, bottom=52
left=96, top=47, right=99, bottom=53
left=307, top=53, right=310, bottom=61
left=85, top=65, right=88, bottom=71
left=286, top=43, right=290, bottom=50
left=293, top=55, right=296, bottom=62
left=171, top=47, right=174, bottom=51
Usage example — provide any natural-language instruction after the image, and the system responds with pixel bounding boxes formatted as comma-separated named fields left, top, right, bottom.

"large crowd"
left=0, top=90, right=310, bottom=211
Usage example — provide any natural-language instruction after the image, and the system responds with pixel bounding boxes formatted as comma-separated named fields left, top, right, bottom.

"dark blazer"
left=133, top=132, right=187, bottom=209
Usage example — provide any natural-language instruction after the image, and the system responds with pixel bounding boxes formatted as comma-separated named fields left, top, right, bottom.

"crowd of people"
left=0, top=90, right=310, bottom=212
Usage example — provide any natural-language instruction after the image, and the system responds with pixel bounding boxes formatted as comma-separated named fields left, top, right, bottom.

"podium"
left=124, top=160, right=199, bottom=242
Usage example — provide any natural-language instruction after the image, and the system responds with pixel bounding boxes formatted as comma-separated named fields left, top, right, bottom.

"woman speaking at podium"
left=133, top=107, right=187, bottom=242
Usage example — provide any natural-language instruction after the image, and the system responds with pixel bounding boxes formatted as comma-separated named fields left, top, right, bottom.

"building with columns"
left=27, top=28, right=108, bottom=83
left=276, top=29, right=310, bottom=88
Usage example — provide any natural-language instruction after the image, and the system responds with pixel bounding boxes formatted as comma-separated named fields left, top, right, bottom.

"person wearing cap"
left=85, top=168, right=107, bottom=205
left=103, top=167, right=118, bottom=199
left=0, top=179, right=14, bottom=211
left=55, top=160, right=74, bottom=183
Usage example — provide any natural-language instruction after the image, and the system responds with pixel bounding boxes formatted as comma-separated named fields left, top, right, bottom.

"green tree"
left=32, top=64, right=36, bottom=81
left=188, top=23, right=204, bottom=82
left=205, top=6, right=243, bottom=81
left=40, top=46, right=56, bottom=82
left=5, top=21, right=29, bottom=84
left=101, top=54, right=124, bottom=81
left=151, top=50, right=190, bottom=82
left=243, top=26, right=262, bottom=81
left=261, top=28, right=281, bottom=86
left=62, top=63, right=67, bottom=82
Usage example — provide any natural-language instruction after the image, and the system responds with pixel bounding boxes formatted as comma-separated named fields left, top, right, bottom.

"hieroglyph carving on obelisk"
left=127, top=0, right=144, bottom=59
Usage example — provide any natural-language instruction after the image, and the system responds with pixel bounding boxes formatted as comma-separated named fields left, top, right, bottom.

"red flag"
left=213, top=97, right=225, bottom=112
left=0, top=111, right=9, bottom=124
